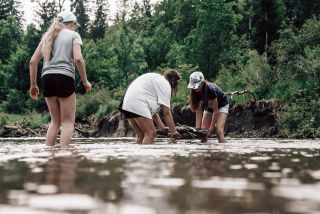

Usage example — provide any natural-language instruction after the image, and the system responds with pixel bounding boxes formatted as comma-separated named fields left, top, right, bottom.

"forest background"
left=0, top=0, right=319, bottom=138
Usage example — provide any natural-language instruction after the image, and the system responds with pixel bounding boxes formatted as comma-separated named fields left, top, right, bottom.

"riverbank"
left=0, top=99, right=294, bottom=139
left=79, top=99, right=288, bottom=138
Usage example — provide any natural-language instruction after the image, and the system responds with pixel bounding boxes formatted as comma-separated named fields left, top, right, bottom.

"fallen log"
left=156, top=124, right=208, bottom=142
left=225, top=89, right=256, bottom=101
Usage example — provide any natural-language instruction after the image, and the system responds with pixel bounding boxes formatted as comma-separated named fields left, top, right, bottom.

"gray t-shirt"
left=41, top=28, right=83, bottom=79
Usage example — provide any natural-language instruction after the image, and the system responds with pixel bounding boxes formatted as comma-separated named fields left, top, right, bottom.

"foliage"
left=90, top=0, right=109, bottom=39
left=280, top=89, right=320, bottom=138
left=70, top=0, right=91, bottom=38
left=0, top=0, right=23, bottom=26
left=0, top=0, right=319, bottom=138
left=184, top=0, right=237, bottom=79
left=2, top=89, right=26, bottom=113
left=0, top=17, right=22, bottom=62
left=36, top=0, right=59, bottom=32
left=0, top=111, right=49, bottom=129
left=76, top=86, right=121, bottom=118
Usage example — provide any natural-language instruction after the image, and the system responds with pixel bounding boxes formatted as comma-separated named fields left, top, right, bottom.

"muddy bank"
left=78, top=99, right=287, bottom=138
left=0, top=100, right=287, bottom=138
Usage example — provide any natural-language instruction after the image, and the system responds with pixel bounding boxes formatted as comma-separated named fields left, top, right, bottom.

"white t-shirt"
left=122, top=73, right=171, bottom=119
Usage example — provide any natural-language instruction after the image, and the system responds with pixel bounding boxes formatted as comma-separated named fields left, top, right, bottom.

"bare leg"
left=58, top=93, right=76, bottom=146
left=215, top=112, right=228, bottom=143
left=128, top=118, right=144, bottom=144
left=45, top=96, right=61, bottom=146
left=134, top=117, right=156, bottom=144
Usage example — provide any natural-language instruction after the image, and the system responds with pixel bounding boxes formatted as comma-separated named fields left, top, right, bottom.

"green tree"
left=0, top=0, right=23, bottom=25
left=36, top=0, right=59, bottom=32
left=240, top=0, right=285, bottom=55
left=112, top=0, right=148, bottom=85
left=0, top=17, right=22, bottom=63
left=284, top=0, right=320, bottom=27
left=184, top=0, right=237, bottom=79
left=71, top=0, right=91, bottom=38
left=90, top=0, right=109, bottom=39
left=128, top=0, right=153, bottom=33
left=0, top=17, right=23, bottom=101
left=171, top=0, right=196, bottom=43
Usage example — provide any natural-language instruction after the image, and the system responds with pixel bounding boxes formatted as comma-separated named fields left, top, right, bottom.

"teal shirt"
left=41, top=28, right=82, bottom=79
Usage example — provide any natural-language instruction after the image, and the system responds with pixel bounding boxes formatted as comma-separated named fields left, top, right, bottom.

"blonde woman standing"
left=29, top=11, right=92, bottom=146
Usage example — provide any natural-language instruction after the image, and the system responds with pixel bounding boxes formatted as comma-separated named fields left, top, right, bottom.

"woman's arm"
left=208, top=98, right=219, bottom=134
left=73, top=44, right=92, bottom=92
left=195, top=108, right=203, bottom=128
left=152, top=113, right=166, bottom=130
left=162, top=105, right=181, bottom=138
left=29, top=43, right=43, bottom=100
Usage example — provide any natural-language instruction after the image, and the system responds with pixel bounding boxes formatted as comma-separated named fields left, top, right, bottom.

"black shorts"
left=42, top=74, right=75, bottom=97
left=118, top=108, right=142, bottom=119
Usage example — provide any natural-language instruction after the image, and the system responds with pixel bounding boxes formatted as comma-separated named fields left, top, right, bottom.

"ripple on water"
left=309, top=170, right=320, bottom=180
left=250, top=156, right=272, bottom=162
left=119, top=204, right=157, bottom=214
left=148, top=178, right=185, bottom=188
left=272, top=184, right=320, bottom=202
left=229, top=165, right=242, bottom=170
left=28, top=194, right=102, bottom=211
left=244, top=163, right=259, bottom=169
left=262, top=172, right=282, bottom=178
left=0, top=206, right=67, bottom=214
left=36, top=185, right=58, bottom=194
left=284, top=200, right=319, bottom=214
left=192, top=177, right=264, bottom=191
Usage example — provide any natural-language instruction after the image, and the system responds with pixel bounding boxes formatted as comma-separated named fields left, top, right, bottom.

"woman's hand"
left=83, top=80, right=92, bottom=93
left=29, top=85, right=39, bottom=100
left=206, top=129, right=213, bottom=138
left=171, top=131, right=181, bottom=139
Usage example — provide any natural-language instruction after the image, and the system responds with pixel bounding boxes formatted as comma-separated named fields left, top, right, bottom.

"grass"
left=0, top=111, right=50, bottom=129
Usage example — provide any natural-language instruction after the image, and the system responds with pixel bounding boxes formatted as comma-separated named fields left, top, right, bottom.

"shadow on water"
left=0, top=138, right=319, bottom=213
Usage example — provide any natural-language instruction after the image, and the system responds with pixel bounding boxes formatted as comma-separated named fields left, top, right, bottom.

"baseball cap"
left=188, top=71, right=205, bottom=90
left=57, top=11, right=81, bottom=27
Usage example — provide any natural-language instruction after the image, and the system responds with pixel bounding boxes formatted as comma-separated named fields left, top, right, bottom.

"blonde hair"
left=42, top=17, right=64, bottom=62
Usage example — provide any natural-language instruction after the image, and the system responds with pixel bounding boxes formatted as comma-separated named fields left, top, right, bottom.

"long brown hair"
left=163, top=69, right=181, bottom=96
left=189, top=81, right=208, bottom=112
left=41, top=17, right=64, bottom=62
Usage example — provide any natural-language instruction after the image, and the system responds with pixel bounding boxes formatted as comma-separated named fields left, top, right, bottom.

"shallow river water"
left=0, top=138, right=320, bottom=214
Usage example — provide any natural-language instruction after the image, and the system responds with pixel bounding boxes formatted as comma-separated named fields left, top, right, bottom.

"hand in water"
left=171, top=131, right=181, bottom=139
left=206, top=129, right=213, bottom=138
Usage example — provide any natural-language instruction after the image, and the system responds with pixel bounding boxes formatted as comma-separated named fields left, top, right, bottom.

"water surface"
left=0, top=138, right=320, bottom=214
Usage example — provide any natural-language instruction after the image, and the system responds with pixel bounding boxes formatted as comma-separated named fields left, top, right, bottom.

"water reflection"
left=0, top=139, right=319, bottom=213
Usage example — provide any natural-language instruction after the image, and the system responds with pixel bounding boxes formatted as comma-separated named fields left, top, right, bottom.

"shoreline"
left=0, top=100, right=315, bottom=139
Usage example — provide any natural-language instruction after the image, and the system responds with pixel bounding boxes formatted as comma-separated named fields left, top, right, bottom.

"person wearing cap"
left=118, top=69, right=182, bottom=144
left=188, top=72, right=229, bottom=143
left=29, top=11, right=92, bottom=146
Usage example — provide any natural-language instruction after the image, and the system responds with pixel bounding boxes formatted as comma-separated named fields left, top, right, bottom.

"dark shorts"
left=118, top=108, right=142, bottom=119
left=42, top=74, right=75, bottom=97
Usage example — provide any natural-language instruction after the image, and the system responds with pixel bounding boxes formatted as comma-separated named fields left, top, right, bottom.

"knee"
left=62, top=115, right=75, bottom=123
left=51, top=120, right=61, bottom=128
left=145, top=130, right=156, bottom=140
left=216, top=126, right=224, bottom=136
left=136, top=132, right=144, bottom=140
